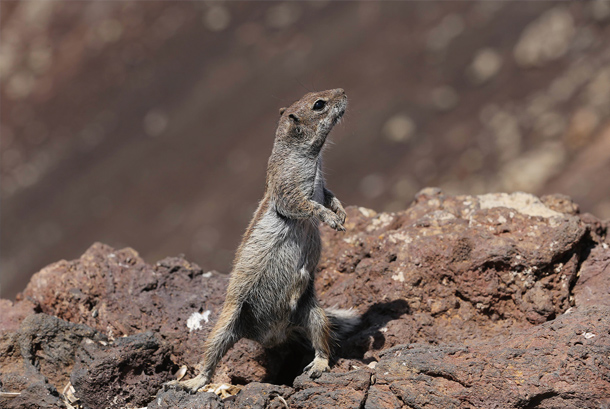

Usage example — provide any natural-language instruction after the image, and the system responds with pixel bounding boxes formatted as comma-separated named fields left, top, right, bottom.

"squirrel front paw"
left=329, top=197, right=347, bottom=224
left=319, top=209, right=345, bottom=231
left=334, top=205, right=347, bottom=225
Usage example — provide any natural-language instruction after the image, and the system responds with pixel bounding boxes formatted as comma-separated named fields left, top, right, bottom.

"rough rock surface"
left=71, top=332, right=174, bottom=409
left=1, top=190, right=609, bottom=408
left=372, top=305, right=610, bottom=408
left=323, top=189, right=589, bottom=358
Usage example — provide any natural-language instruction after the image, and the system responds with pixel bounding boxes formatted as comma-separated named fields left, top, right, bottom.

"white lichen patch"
left=478, top=192, right=562, bottom=218
left=548, top=217, right=563, bottom=228
left=391, top=270, right=405, bottom=282
left=187, top=310, right=211, bottom=332
left=388, top=231, right=412, bottom=244
left=427, top=198, right=441, bottom=208
left=358, top=207, right=377, bottom=218
left=583, top=332, right=596, bottom=339
left=343, top=235, right=359, bottom=245
left=367, top=213, right=394, bottom=232
left=202, top=271, right=213, bottom=278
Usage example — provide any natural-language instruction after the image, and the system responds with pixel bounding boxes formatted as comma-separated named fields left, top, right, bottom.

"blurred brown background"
left=2, top=1, right=610, bottom=300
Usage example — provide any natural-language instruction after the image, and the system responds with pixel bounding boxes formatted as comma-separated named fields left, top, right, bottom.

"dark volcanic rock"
left=71, top=332, right=174, bottom=409
left=1, top=191, right=609, bottom=408
left=2, top=381, right=65, bottom=409
left=18, top=244, right=270, bottom=384
left=18, top=314, right=103, bottom=388
left=148, top=389, right=223, bottom=409
left=289, top=368, right=373, bottom=409
left=150, top=383, right=294, bottom=409
left=1, top=313, right=101, bottom=406
left=227, top=382, right=294, bottom=409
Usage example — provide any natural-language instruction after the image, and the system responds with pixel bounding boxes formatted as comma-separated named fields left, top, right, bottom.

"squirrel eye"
left=312, top=100, right=326, bottom=111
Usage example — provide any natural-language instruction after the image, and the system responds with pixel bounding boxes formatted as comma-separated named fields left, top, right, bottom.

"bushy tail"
left=325, top=307, right=361, bottom=341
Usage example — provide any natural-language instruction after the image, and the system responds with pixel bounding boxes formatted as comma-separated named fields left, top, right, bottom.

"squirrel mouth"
left=333, top=105, right=347, bottom=124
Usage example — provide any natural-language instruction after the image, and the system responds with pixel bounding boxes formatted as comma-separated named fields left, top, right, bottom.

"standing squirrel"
left=167, top=88, right=359, bottom=393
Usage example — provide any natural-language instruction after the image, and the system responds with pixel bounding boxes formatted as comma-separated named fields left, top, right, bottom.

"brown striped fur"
left=165, top=89, right=359, bottom=393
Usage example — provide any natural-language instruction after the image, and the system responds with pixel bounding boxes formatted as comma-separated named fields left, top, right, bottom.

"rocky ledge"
left=1, top=189, right=609, bottom=409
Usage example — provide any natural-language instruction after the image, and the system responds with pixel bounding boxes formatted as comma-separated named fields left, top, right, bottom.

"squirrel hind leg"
left=301, top=305, right=332, bottom=378
left=166, top=304, right=242, bottom=393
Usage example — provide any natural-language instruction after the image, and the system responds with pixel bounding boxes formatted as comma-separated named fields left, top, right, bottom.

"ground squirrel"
left=167, top=88, right=359, bottom=393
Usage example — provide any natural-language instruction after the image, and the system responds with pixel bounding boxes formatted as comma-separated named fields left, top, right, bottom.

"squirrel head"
left=276, top=88, right=347, bottom=157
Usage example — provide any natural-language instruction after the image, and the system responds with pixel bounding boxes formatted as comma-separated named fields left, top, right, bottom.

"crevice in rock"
left=567, top=229, right=598, bottom=297
left=522, top=390, right=560, bottom=408
left=358, top=376, right=371, bottom=409
left=419, top=369, right=471, bottom=388
left=388, top=384, right=408, bottom=409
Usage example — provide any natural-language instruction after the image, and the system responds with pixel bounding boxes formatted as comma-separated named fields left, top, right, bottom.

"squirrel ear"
left=289, top=113, right=299, bottom=123
left=279, top=107, right=286, bottom=116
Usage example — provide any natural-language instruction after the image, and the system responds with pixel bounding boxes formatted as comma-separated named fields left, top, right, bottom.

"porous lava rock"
left=321, top=190, right=591, bottom=359
left=371, top=305, right=610, bottom=408
left=71, top=332, right=175, bottom=408
left=1, top=190, right=609, bottom=408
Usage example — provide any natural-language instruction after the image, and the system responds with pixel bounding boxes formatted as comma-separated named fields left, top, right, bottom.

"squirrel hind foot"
left=162, top=374, right=209, bottom=394
left=304, top=357, right=330, bottom=379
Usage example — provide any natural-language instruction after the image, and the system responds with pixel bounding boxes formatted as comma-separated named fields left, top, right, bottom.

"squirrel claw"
left=321, top=211, right=345, bottom=232
left=334, top=208, right=347, bottom=224
left=304, top=358, right=330, bottom=379
left=329, top=197, right=347, bottom=224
